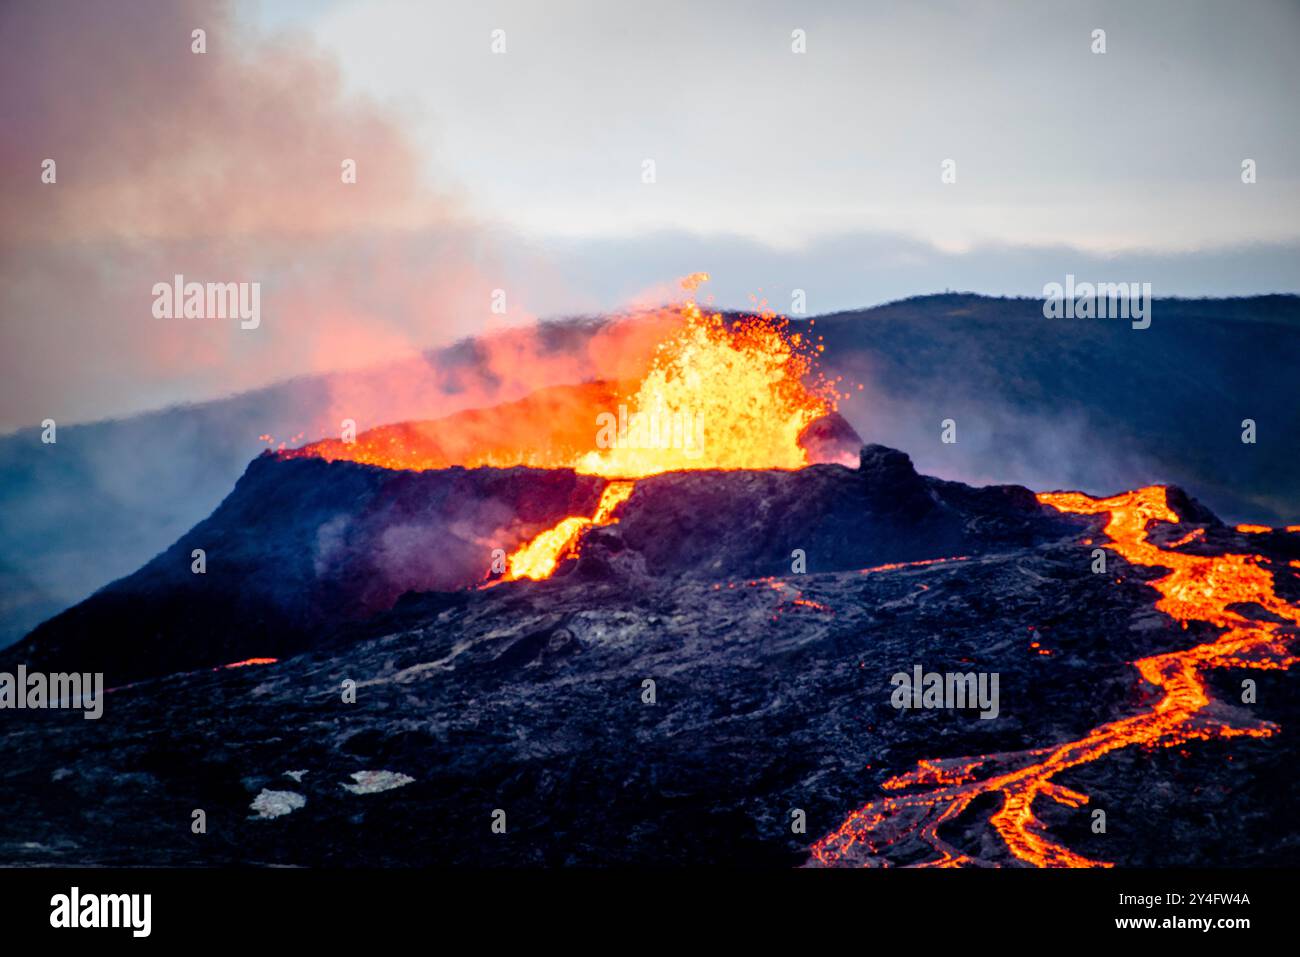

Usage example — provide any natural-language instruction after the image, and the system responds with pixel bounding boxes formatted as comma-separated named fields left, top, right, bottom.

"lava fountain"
left=467, top=284, right=839, bottom=582
left=279, top=278, right=842, bottom=583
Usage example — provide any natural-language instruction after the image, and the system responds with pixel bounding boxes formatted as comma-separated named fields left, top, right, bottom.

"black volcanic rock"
left=797, top=411, right=862, bottom=465
left=1163, top=485, right=1223, bottom=526
left=858, top=442, right=918, bottom=482
left=856, top=443, right=936, bottom=519
left=5, top=446, right=1082, bottom=687
left=8, top=455, right=608, bottom=686
left=605, top=455, right=1065, bottom=582
left=1, top=445, right=1296, bottom=868
left=2, top=510, right=1296, bottom=868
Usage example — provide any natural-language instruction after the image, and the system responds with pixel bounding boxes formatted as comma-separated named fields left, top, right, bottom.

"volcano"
left=3, top=294, right=1298, bottom=868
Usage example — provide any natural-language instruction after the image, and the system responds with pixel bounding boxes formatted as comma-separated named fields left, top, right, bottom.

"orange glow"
left=578, top=301, right=830, bottom=477
left=283, top=293, right=835, bottom=480
left=293, top=284, right=840, bottom=587
left=1236, top=523, right=1271, bottom=534
left=811, top=486, right=1299, bottom=868
left=500, top=480, right=636, bottom=582
left=221, top=657, right=278, bottom=669
left=756, top=578, right=834, bottom=617
left=279, top=382, right=625, bottom=472
left=860, top=556, right=971, bottom=575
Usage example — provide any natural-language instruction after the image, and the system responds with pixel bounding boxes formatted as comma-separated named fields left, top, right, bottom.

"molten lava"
left=500, top=480, right=636, bottom=582
left=280, top=382, right=627, bottom=472
left=860, top=556, right=972, bottom=576
left=282, top=292, right=835, bottom=480
left=811, top=486, right=1299, bottom=868
left=284, top=288, right=839, bottom=584
left=577, top=301, right=830, bottom=477
left=221, top=657, right=279, bottom=669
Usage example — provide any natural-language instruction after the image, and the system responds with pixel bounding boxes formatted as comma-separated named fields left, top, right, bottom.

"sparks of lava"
left=811, top=485, right=1300, bottom=868
left=576, top=298, right=831, bottom=477
left=281, top=287, right=836, bottom=479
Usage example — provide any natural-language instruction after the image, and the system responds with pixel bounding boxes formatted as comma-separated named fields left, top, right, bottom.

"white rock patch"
left=342, top=770, right=415, bottom=795
left=250, top=789, right=306, bottom=819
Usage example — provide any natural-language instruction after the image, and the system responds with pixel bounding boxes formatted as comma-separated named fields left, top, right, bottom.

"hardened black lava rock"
left=6, top=445, right=1077, bottom=687
left=1, top=500, right=1297, bottom=867
left=2, top=445, right=1298, bottom=867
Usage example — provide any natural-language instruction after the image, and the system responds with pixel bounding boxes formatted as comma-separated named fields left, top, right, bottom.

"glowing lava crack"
left=810, top=486, right=1300, bottom=868
left=498, top=480, right=635, bottom=582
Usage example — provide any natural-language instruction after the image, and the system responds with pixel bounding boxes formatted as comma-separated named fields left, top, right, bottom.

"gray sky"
left=280, top=0, right=1300, bottom=251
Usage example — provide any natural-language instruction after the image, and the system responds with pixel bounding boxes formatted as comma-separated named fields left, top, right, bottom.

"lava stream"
left=811, top=485, right=1300, bottom=868
left=498, top=480, right=636, bottom=582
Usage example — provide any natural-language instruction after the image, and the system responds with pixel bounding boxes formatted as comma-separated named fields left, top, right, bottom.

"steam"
left=828, top=349, right=1163, bottom=498
left=0, top=0, right=607, bottom=645
left=0, top=0, right=518, bottom=430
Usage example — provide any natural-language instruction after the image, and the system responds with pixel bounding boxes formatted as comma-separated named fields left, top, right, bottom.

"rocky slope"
left=2, top=446, right=1296, bottom=866
left=8, top=445, right=1072, bottom=688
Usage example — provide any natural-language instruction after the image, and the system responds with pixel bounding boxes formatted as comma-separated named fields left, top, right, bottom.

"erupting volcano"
left=483, top=293, right=845, bottom=582
left=6, top=281, right=1298, bottom=871
left=281, top=282, right=855, bottom=586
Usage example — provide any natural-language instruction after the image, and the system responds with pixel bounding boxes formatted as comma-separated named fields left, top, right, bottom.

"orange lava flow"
left=220, top=657, right=278, bottom=669
left=810, top=485, right=1299, bottom=868
left=860, top=556, right=972, bottom=576
left=500, top=480, right=636, bottom=582
left=1164, top=527, right=1205, bottom=548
